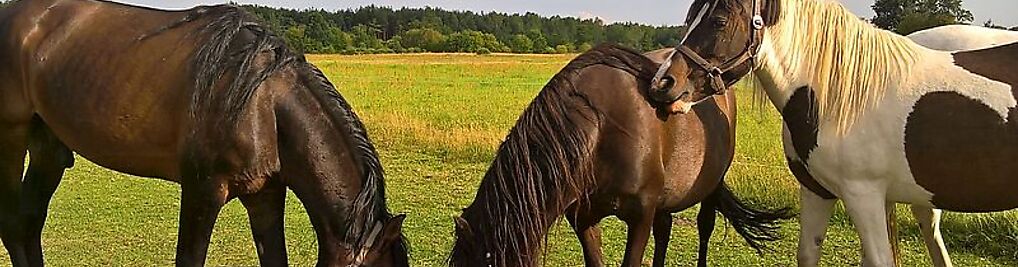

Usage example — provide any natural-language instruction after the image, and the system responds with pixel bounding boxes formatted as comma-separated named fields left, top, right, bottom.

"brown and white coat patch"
left=904, top=43, right=1018, bottom=212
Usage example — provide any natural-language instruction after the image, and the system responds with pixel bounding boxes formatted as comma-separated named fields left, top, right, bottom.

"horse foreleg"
left=0, top=123, right=30, bottom=267
left=695, top=199, right=717, bottom=267
left=911, top=206, right=952, bottom=267
left=842, top=184, right=894, bottom=267
left=619, top=197, right=656, bottom=267
left=651, top=213, right=674, bottom=267
left=239, top=180, right=288, bottom=267
left=566, top=205, right=605, bottom=267
left=175, top=176, right=229, bottom=267
left=797, top=187, right=836, bottom=267
left=21, top=122, right=72, bottom=266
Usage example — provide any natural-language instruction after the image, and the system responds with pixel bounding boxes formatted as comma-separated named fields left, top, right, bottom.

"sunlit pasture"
left=1, top=53, right=1016, bottom=266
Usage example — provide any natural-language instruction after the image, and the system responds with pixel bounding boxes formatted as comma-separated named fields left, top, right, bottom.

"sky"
left=118, top=0, right=1018, bottom=27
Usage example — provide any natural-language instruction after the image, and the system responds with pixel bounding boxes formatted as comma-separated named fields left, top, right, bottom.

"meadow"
left=2, top=53, right=1017, bottom=266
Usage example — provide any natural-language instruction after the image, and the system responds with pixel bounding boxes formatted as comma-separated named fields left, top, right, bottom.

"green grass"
left=2, top=53, right=1018, bottom=266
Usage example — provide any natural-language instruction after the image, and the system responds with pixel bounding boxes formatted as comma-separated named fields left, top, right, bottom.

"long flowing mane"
left=767, top=0, right=925, bottom=132
left=450, top=44, right=657, bottom=266
left=301, top=64, right=409, bottom=262
left=153, top=4, right=408, bottom=260
left=160, top=4, right=299, bottom=166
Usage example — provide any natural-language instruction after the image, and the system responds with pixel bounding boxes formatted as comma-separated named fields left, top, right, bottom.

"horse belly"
left=32, top=82, right=187, bottom=180
left=658, top=105, right=731, bottom=211
left=904, top=92, right=1018, bottom=212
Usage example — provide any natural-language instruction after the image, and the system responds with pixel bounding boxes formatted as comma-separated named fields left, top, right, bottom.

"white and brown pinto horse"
left=867, top=24, right=1018, bottom=267
left=648, top=0, right=1018, bottom=266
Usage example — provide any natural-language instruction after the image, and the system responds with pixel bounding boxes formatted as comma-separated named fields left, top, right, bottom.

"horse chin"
left=669, top=100, right=697, bottom=114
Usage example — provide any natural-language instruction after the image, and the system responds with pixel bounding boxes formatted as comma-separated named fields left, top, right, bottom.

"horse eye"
left=712, top=17, right=729, bottom=28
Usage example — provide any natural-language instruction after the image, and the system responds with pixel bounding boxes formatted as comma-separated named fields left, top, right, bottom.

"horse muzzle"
left=649, top=75, right=686, bottom=104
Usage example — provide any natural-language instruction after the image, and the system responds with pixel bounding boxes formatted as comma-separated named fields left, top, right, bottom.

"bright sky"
left=118, top=0, right=1018, bottom=27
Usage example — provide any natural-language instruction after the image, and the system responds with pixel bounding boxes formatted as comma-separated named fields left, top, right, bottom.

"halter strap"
left=346, top=221, right=384, bottom=267
left=651, top=0, right=766, bottom=103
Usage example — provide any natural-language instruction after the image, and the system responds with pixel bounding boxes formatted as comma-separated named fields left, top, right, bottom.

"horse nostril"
left=650, top=75, right=684, bottom=104
left=656, top=76, right=676, bottom=91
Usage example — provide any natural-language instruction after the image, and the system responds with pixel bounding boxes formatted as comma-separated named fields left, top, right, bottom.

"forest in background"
left=240, top=5, right=685, bottom=54
left=1, top=0, right=1015, bottom=54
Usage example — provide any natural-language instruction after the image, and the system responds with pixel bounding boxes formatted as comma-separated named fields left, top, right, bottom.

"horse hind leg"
left=21, top=120, right=73, bottom=266
left=911, top=206, right=952, bottom=267
left=694, top=199, right=718, bottom=267
left=0, top=122, right=30, bottom=266
left=239, top=179, right=288, bottom=267
left=651, top=212, right=675, bottom=267
left=566, top=204, right=605, bottom=267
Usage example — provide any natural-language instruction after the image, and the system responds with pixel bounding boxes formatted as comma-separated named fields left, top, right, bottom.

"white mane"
left=765, top=0, right=926, bottom=133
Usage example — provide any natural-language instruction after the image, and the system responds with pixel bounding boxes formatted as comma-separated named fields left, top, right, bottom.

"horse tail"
left=710, top=182, right=794, bottom=253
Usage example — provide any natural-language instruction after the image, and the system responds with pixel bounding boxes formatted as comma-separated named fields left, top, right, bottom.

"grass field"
left=2, top=53, right=1018, bottom=266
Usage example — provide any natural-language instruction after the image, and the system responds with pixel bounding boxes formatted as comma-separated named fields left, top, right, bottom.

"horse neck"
left=452, top=80, right=604, bottom=266
left=277, top=70, right=391, bottom=251
left=753, top=0, right=928, bottom=131
left=462, top=169, right=574, bottom=262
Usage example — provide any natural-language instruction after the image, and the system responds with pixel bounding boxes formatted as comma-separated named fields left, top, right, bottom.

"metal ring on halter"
left=753, top=15, right=765, bottom=30
left=709, top=67, right=723, bottom=76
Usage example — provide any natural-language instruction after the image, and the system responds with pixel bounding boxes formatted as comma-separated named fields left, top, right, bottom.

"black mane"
left=182, top=5, right=296, bottom=134
left=158, top=4, right=407, bottom=261
left=300, top=64, right=409, bottom=262
left=449, top=44, right=658, bottom=266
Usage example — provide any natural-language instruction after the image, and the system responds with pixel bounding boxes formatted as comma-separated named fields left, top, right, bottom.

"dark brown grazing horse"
left=0, top=1, right=408, bottom=266
left=448, top=44, right=792, bottom=267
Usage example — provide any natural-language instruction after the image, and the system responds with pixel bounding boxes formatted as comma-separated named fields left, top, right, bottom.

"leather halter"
left=345, top=221, right=384, bottom=267
left=651, top=0, right=766, bottom=103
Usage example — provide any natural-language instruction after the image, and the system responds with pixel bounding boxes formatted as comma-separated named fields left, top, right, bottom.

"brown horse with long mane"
left=0, top=0, right=408, bottom=266
left=448, top=44, right=792, bottom=267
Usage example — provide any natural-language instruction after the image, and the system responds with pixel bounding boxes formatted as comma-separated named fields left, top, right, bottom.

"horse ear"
left=380, top=214, right=406, bottom=243
left=762, top=0, right=782, bottom=26
left=453, top=216, right=473, bottom=237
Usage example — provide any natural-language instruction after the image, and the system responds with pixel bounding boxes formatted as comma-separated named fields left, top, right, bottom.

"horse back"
left=1, top=1, right=275, bottom=179
left=908, top=25, right=1018, bottom=51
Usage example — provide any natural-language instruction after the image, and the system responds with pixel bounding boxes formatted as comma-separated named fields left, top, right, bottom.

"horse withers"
left=653, top=0, right=1018, bottom=266
left=447, top=44, right=792, bottom=267
left=0, top=1, right=407, bottom=266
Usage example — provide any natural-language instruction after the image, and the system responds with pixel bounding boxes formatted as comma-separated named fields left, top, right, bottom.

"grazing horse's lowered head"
left=0, top=1, right=408, bottom=266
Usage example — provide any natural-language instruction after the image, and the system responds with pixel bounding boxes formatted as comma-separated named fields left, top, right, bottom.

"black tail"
left=711, top=182, right=794, bottom=253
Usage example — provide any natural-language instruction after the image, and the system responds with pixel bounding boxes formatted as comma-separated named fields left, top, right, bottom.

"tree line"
left=240, top=5, right=685, bottom=54
left=872, top=0, right=1017, bottom=34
